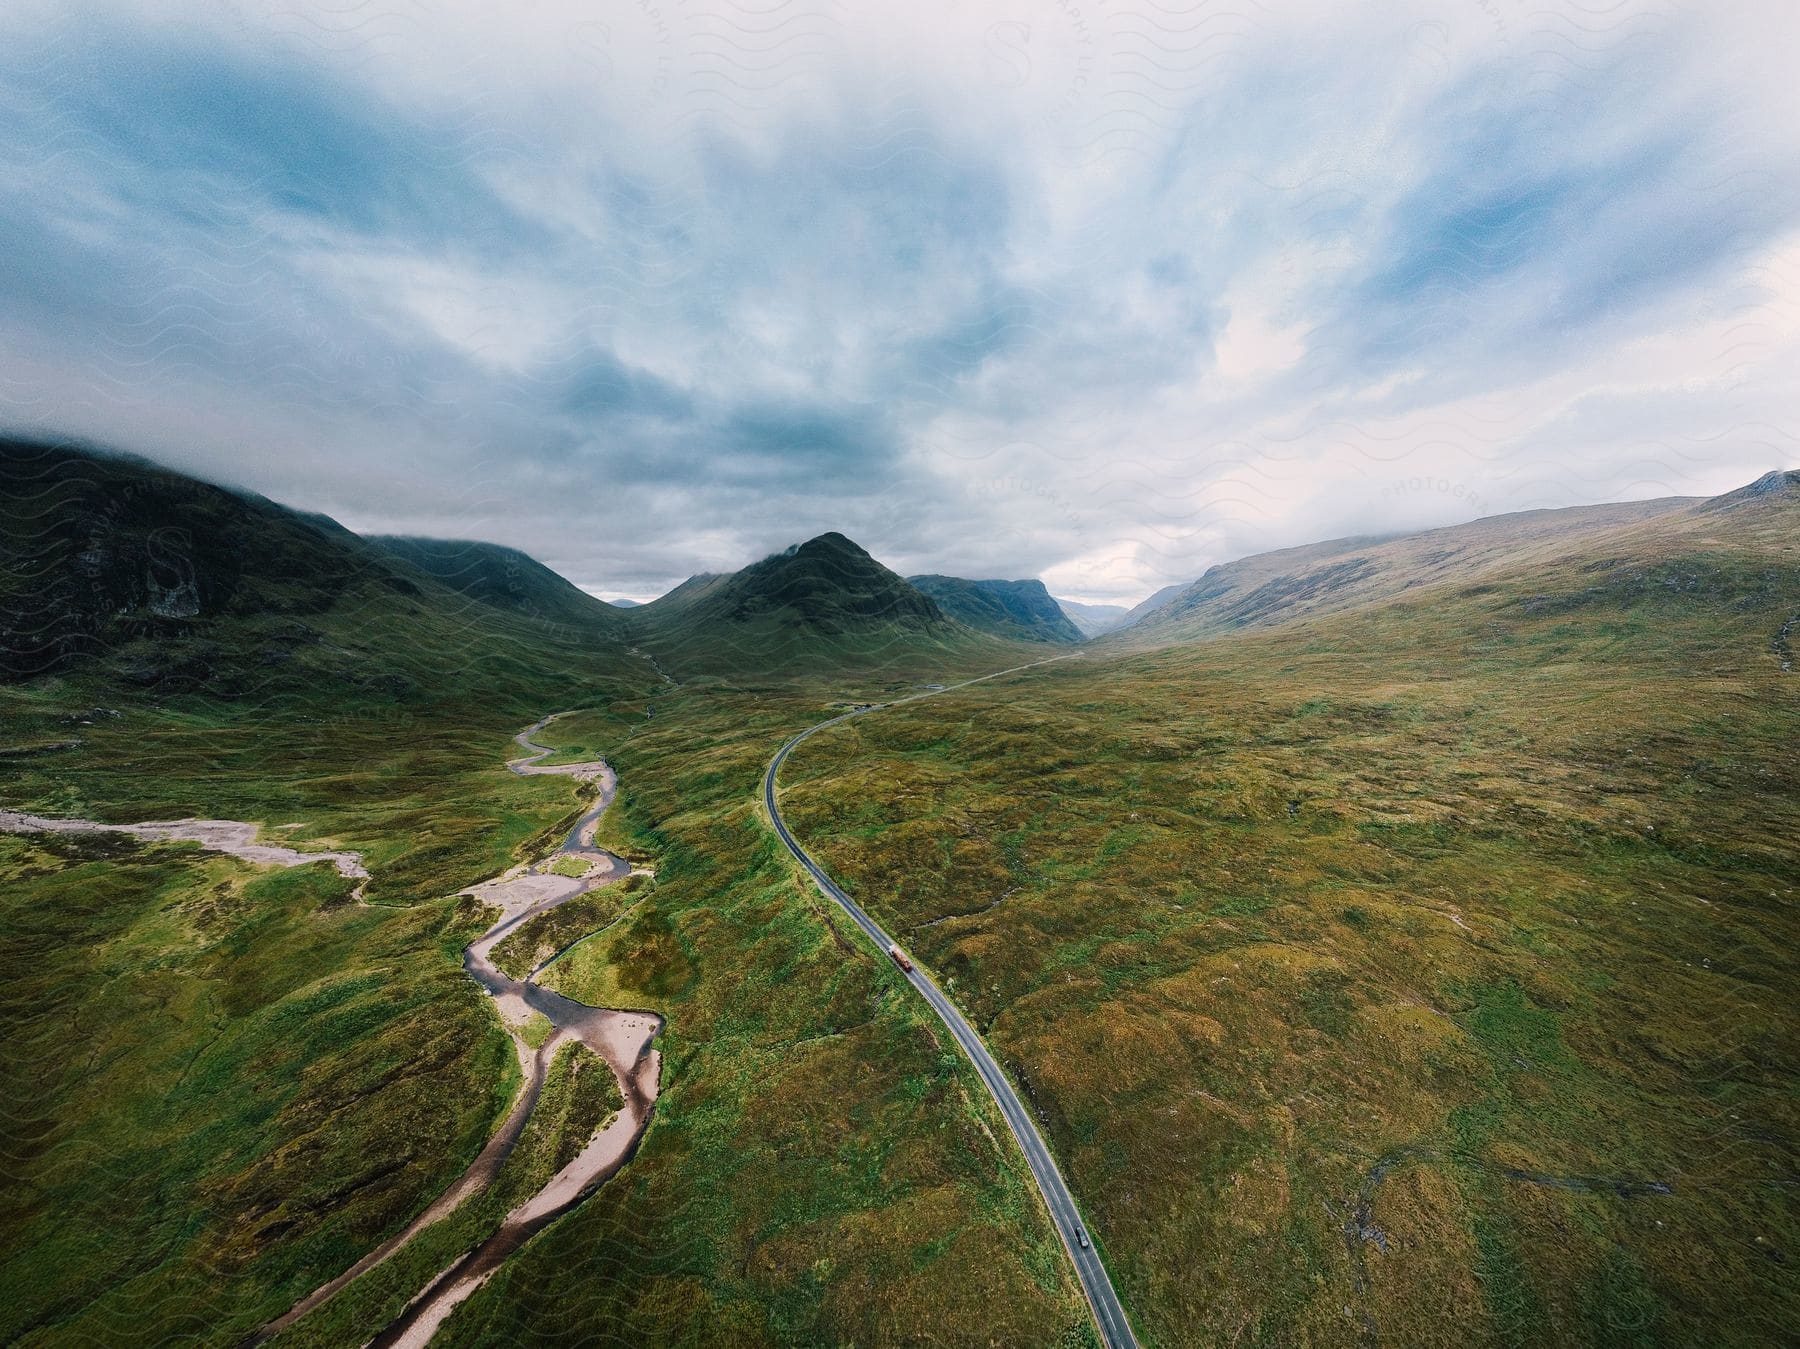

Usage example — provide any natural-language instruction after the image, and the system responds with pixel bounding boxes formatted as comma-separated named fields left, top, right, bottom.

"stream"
left=358, top=716, right=663, bottom=1346
left=0, top=714, right=662, bottom=1346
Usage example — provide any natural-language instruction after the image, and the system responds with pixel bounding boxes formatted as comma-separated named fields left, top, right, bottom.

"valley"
left=5, top=6, right=1795, bottom=1342
left=1, top=441, right=1794, bottom=1347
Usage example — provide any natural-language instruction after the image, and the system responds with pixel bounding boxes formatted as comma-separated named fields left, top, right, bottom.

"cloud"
left=1311, top=53, right=1795, bottom=408
left=0, top=0, right=1796, bottom=604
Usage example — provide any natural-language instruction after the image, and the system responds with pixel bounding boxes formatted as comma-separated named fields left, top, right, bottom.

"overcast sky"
left=3, top=1, right=1797, bottom=603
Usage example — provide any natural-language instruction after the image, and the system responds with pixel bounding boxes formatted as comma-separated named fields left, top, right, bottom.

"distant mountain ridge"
left=1055, top=598, right=1131, bottom=637
left=907, top=575, right=1083, bottom=643
left=0, top=438, right=625, bottom=695
left=1115, top=497, right=1704, bottom=645
left=10, top=435, right=1792, bottom=689
left=1119, top=583, right=1186, bottom=628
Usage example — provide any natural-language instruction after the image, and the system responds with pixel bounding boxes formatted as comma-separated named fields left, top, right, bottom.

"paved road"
left=762, top=657, right=1139, bottom=1349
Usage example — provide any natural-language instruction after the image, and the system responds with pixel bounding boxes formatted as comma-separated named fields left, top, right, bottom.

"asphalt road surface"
left=761, top=657, right=1139, bottom=1349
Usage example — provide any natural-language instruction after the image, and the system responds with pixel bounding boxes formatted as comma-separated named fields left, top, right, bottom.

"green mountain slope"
left=632, top=532, right=1015, bottom=676
left=0, top=437, right=637, bottom=717
left=370, top=535, right=626, bottom=633
left=1117, top=581, right=1185, bottom=628
left=3, top=438, right=374, bottom=685
left=1119, top=495, right=1698, bottom=644
left=907, top=575, right=1084, bottom=643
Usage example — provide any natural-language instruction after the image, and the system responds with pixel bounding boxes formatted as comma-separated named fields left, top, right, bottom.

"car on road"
left=887, top=943, right=914, bottom=972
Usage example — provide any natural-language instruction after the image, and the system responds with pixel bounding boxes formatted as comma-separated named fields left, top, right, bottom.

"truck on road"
left=888, top=944, right=914, bottom=973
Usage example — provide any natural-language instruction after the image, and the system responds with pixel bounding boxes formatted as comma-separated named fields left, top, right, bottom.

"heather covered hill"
left=1118, top=495, right=1698, bottom=645
left=774, top=469, right=1800, bottom=1347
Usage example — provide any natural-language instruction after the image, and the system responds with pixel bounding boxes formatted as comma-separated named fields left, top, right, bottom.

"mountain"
left=641, top=572, right=728, bottom=614
left=1055, top=598, right=1131, bottom=637
left=907, top=575, right=1084, bottom=644
left=609, top=598, right=643, bottom=608
left=1697, top=467, right=1800, bottom=513
left=0, top=438, right=626, bottom=699
left=630, top=533, right=1002, bottom=675
left=655, top=533, right=943, bottom=630
left=0, top=440, right=1015, bottom=692
left=370, top=535, right=624, bottom=632
left=1119, top=582, right=1186, bottom=628
left=1117, top=496, right=1699, bottom=645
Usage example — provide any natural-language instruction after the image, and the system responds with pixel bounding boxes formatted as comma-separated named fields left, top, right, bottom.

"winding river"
left=357, top=716, right=663, bottom=1346
left=3, top=714, right=661, bottom=1346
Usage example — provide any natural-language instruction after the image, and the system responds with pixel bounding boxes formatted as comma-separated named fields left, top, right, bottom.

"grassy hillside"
left=1118, top=582, right=1186, bottom=628
left=1120, top=495, right=1697, bottom=645
left=3, top=438, right=391, bottom=687
left=370, top=535, right=626, bottom=634
left=909, top=575, right=1085, bottom=644
left=0, top=832, right=512, bottom=1344
left=0, top=438, right=656, bottom=901
left=775, top=476, right=1800, bottom=1346
left=0, top=439, right=625, bottom=704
